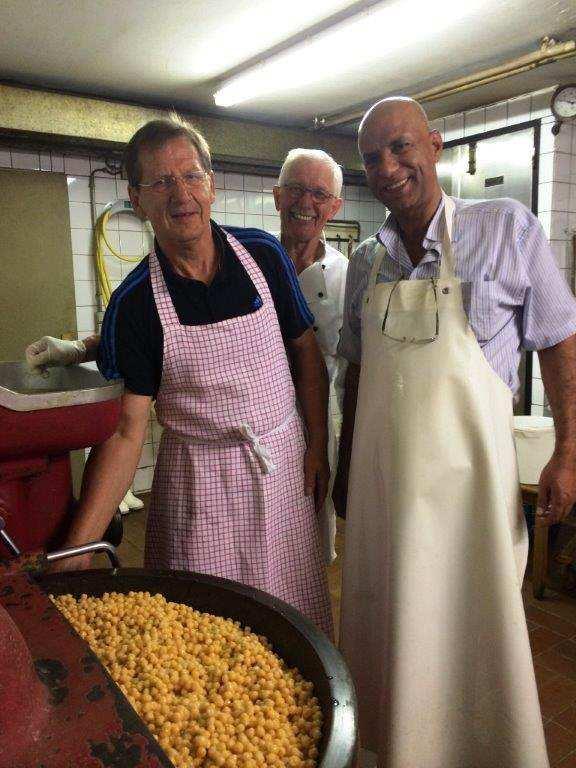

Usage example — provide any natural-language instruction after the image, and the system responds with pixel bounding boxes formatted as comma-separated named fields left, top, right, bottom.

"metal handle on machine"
left=0, top=514, right=119, bottom=569
left=0, top=515, right=21, bottom=556
left=46, top=541, right=120, bottom=569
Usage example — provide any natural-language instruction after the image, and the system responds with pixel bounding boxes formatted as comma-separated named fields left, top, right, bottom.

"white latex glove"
left=25, top=336, right=87, bottom=372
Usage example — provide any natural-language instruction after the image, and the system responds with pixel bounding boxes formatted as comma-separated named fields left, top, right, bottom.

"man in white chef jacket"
left=333, top=97, right=576, bottom=768
left=273, top=149, right=349, bottom=563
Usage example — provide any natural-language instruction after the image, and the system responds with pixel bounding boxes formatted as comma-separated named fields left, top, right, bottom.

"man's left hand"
left=304, top=447, right=330, bottom=512
left=537, top=452, right=576, bottom=525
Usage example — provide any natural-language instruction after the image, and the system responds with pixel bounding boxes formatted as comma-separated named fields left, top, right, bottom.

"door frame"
left=442, top=119, right=542, bottom=414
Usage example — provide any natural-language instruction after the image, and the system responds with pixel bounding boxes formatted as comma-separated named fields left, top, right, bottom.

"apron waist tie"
left=237, top=424, right=276, bottom=475
left=163, top=409, right=299, bottom=475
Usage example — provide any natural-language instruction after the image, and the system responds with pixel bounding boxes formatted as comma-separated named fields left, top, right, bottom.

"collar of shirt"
left=276, top=230, right=327, bottom=264
left=376, top=197, right=446, bottom=275
left=154, top=220, right=230, bottom=288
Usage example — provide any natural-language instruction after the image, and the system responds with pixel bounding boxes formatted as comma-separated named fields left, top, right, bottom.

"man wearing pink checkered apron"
left=54, top=116, right=333, bottom=638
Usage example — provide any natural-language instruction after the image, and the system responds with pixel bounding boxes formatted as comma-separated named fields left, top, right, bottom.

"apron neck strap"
left=368, top=240, right=388, bottom=293
left=367, top=194, right=455, bottom=293
left=439, top=193, right=456, bottom=281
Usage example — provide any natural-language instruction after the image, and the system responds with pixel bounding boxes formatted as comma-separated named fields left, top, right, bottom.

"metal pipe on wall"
left=314, top=39, right=576, bottom=130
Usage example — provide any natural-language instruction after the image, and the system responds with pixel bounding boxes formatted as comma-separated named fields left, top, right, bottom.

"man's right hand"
left=25, top=336, right=87, bottom=372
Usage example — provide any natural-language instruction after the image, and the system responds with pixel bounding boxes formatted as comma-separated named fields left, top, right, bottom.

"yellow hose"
left=94, top=207, right=143, bottom=309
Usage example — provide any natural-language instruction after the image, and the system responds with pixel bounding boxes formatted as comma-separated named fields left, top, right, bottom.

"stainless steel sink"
left=0, top=362, right=123, bottom=412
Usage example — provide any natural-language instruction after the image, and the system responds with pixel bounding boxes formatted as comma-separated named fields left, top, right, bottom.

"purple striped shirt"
left=338, top=195, right=576, bottom=394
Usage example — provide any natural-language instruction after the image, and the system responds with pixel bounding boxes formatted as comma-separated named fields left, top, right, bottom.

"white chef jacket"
left=297, top=239, right=348, bottom=563
left=297, top=240, right=348, bottom=402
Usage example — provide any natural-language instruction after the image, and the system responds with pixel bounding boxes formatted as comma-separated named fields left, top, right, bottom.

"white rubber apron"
left=340, top=196, right=548, bottom=768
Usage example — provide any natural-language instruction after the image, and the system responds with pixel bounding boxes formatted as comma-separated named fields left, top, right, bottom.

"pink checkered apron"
left=145, top=232, right=333, bottom=637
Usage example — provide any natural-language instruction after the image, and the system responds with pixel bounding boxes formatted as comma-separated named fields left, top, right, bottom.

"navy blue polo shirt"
left=98, top=222, right=313, bottom=398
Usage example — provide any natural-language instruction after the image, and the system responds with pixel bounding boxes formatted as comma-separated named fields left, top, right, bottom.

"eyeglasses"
left=138, top=171, right=209, bottom=193
left=381, top=278, right=439, bottom=343
left=281, top=183, right=336, bottom=204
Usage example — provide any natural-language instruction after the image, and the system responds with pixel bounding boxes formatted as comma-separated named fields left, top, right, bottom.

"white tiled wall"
left=534, top=117, right=576, bottom=417
left=429, top=88, right=576, bottom=415
left=210, top=171, right=385, bottom=245
left=0, top=146, right=383, bottom=492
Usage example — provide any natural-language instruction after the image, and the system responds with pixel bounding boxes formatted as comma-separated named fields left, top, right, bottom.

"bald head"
left=357, top=97, right=442, bottom=222
left=359, top=97, right=429, bottom=144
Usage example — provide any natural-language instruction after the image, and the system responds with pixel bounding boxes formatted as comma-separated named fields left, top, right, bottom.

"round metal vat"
left=39, top=567, right=358, bottom=768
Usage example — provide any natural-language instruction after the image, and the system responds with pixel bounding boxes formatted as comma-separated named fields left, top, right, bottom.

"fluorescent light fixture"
left=214, top=0, right=483, bottom=108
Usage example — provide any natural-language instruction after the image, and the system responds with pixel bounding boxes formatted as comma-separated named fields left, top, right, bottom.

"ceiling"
left=1, top=0, right=575, bottom=134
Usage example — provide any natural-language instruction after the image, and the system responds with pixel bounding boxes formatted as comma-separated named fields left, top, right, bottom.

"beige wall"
left=0, top=168, right=77, bottom=361
left=0, top=83, right=362, bottom=171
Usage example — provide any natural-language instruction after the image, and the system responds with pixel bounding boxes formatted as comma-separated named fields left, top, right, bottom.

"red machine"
left=0, top=362, right=122, bottom=555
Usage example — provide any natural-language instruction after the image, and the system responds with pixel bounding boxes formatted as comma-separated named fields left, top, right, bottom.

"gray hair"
left=278, top=148, right=343, bottom=196
left=124, top=112, right=212, bottom=187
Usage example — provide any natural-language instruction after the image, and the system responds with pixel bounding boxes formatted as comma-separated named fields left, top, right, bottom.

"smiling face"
left=273, top=157, right=342, bottom=245
left=128, top=136, right=215, bottom=251
left=359, top=101, right=443, bottom=221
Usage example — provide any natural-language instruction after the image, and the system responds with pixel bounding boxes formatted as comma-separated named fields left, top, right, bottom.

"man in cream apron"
left=334, top=98, right=576, bottom=767
left=274, top=148, right=349, bottom=563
